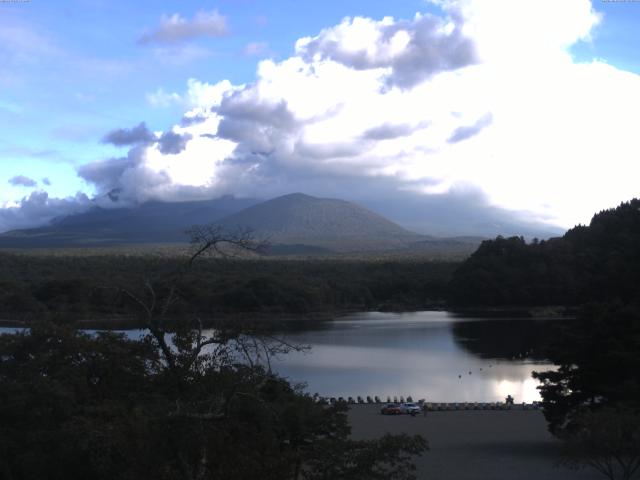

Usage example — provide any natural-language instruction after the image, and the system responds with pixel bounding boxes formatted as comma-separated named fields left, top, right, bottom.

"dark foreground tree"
left=533, top=303, right=640, bottom=434
left=533, top=303, right=640, bottom=480
left=0, top=227, right=427, bottom=480
left=560, top=408, right=640, bottom=480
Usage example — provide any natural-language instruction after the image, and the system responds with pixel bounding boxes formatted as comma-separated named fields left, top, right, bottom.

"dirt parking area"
left=348, top=405, right=602, bottom=480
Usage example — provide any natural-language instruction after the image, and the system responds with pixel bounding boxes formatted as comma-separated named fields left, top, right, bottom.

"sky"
left=1, top=0, right=639, bottom=234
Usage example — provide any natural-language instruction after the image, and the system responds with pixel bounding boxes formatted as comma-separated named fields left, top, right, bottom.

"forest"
left=0, top=254, right=455, bottom=326
left=449, top=199, right=640, bottom=307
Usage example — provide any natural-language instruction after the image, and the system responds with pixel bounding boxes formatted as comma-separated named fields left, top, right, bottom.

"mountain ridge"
left=0, top=196, right=259, bottom=247
left=0, top=193, right=483, bottom=255
left=217, top=193, right=424, bottom=251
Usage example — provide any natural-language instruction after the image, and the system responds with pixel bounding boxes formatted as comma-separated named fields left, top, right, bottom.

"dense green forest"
left=449, top=199, right=640, bottom=307
left=0, top=254, right=456, bottom=325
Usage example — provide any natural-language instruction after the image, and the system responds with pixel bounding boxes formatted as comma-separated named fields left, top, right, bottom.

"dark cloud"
left=181, top=113, right=208, bottom=127
left=102, top=122, right=155, bottom=146
left=77, top=156, right=135, bottom=192
left=0, top=191, right=91, bottom=233
left=448, top=113, right=493, bottom=143
left=8, top=175, right=37, bottom=187
left=216, top=95, right=297, bottom=153
left=102, top=122, right=191, bottom=154
left=139, top=11, right=228, bottom=45
left=294, top=141, right=364, bottom=160
left=217, top=96, right=296, bottom=130
left=216, top=118, right=275, bottom=153
left=158, top=131, right=192, bottom=154
left=362, top=123, right=418, bottom=140
left=297, top=12, right=478, bottom=88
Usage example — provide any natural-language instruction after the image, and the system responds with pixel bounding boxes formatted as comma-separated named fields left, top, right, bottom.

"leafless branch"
left=186, top=224, right=267, bottom=267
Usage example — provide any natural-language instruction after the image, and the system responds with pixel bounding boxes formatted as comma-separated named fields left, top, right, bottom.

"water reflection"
left=271, top=311, right=558, bottom=403
left=0, top=311, right=560, bottom=403
left=451, top=316, right=562, bottom=361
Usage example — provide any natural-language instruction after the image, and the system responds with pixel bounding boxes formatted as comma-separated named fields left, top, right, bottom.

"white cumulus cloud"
left=146, top=88, right=183, bottom=108
left=3, top=0, right=639, bottom=233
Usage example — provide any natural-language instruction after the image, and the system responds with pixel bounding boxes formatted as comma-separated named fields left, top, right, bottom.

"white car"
left=400, top=402, right=421, bottom=415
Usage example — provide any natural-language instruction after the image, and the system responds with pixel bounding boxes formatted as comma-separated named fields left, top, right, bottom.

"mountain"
left=0, top=196, right=259, bottom=248
left=0, top=192, right=483, bottom=255
left=217, top=193, right=423, bottom=251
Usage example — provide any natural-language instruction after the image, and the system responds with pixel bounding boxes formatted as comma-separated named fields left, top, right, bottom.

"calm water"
left=269, top=311, right=559, bottom=403
left=0, top=311, right=561, bottom=403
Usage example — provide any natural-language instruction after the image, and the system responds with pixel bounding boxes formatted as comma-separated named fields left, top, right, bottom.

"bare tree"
left=118, top=224, right=272, bottom=370
left=186, top=224, right=264, bottom=266
left=115, top=226, right=314, bottom=479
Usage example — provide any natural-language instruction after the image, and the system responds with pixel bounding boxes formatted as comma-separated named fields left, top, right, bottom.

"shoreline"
left=0, top=305, right=575, bottom=330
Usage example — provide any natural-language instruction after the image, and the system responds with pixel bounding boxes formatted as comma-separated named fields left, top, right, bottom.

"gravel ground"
left=348, top=405, right=602, bottom=480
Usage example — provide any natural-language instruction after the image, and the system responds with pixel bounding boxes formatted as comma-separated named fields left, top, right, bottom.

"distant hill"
left=217, top=193, right=424, bottom=252
left=0, top=192, right=483, bottom=255
left=0, top=196, right=259, bottom=248
left=449, top=198, right=640, bottom=306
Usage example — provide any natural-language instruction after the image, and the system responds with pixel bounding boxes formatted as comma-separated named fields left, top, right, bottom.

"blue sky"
left=1, top=0, right=640, bottom=233
left=572, top=1, right=640, bottom=72
left=1, top=0, right=432, bottom=196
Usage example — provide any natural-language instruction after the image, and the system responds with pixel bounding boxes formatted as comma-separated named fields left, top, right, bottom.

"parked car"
left=400, top=402, right=421, bottom=415
left=380, top=403, right=402, bottom=415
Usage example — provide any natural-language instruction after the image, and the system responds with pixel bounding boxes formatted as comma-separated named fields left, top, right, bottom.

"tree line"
left=449, top=199, right=640, bottom=307
left=0, top=254, right=455, bottom=325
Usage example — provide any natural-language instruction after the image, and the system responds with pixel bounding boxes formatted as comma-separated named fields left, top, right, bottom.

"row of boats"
left=320, top=396, right=543, bottom=411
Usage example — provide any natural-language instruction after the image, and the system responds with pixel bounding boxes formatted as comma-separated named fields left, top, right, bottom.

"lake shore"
left=348, top=404, right=600, bottom=480
left=0, top=310, right=351, bottom=330
left=0, top=304, right=576, bottom=330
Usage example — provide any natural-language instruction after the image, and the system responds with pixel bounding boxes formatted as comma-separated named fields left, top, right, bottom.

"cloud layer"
left=3, top=0, right=639, bottom=235
left=102, top=122, right=155, bottom=146
left=296, top=11, right=478, bottom=88
left=0, top=191, right=91, bottom=232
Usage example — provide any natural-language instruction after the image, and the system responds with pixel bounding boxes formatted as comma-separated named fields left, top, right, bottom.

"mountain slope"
left=217, top=193, right=423, bottom=251
left=0, top=196, right=259, bottom=248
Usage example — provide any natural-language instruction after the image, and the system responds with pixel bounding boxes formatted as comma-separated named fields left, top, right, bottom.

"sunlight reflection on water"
left=270, top=311, right=557, bottom=403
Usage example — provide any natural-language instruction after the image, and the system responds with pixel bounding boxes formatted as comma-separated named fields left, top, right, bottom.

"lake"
left=269, top=311, right=559, bottom=403
left=0, top=311, right=561, bottom=403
